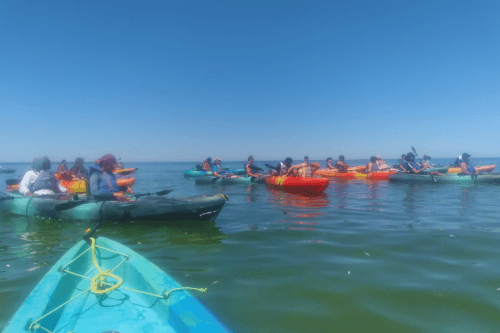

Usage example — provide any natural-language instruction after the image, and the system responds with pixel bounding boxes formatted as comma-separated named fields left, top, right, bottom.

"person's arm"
left=286, top=164, right=304, bottom=176
left=246, top=165, right=259, bottom=178
left=460, top=162, right=474, bottom=174
left=367, top=163, right=372, bottom=173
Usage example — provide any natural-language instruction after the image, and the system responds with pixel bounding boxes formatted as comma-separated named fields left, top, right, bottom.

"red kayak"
left=265, top=176, right=329, bottom=196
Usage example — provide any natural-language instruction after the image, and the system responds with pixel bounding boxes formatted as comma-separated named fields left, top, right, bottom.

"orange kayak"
left=7, top=178, right=135, bottom=193
left=447, top=165, right=495, bottom=173
left=315, top=166, right=366, bottom=176
left=265, top=176, right=329, bottom=196
left=113, top=168, right=137, bottom=175
left=313, top=170, right=397, bottom=180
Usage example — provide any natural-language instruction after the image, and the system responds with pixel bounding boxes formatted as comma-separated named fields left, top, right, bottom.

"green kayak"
left=388, top=172, right=500, bottom=184
left=184, top=169, right=246, bottom=177
left=0, top=192, right=227, bottom=222
left=195, top=176, right=266, bottom=185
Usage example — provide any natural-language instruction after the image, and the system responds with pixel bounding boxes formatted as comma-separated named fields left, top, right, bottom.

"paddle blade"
left=411, top=146, right=417, bottom=155
left=156, top=189, right=174, bottom=196
left=265, top=164, right=278, bottom=170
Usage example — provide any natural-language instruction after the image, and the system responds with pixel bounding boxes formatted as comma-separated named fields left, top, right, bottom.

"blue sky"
left=1, top=0, right=499, bottom=162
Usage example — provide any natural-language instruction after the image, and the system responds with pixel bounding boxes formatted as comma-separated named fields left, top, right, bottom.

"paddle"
left=249, top=165, right=264, bottom=172
left=265, top=164, right=278, bottom=170
left=411, top=146, right=418, bottom=157
left=54, top=189, right=174, bottom=211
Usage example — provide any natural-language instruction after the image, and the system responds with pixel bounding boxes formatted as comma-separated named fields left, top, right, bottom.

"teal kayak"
left=2, top=237, right=231, bottom=332
left=184, top=169, right=246, bottom=177
left=388, top=172, right=500, bottom=184
left=0, top=192, right=227, bottom=222
left=195, top=176, right=266, bottom=185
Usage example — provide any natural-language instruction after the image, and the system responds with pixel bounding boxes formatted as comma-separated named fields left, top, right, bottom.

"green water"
left=1, top=160, right=500, bottom=332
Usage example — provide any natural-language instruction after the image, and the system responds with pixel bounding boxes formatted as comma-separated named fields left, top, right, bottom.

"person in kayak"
left=366, top=156, right=380, bottom=173
left=376, top=155, right=390, bottom=170
left=457, top=153, right=480, bottom=175
left=70, top=157, right=88, bottom=179
left=20, top=157, right=68, bottom=195
left=304, top=156, right=310, bottom=166
left=245, top=156, right=263, bottom=178
left=286, top=162, right=321, bottom=177
left=420, top=154, right=432, bottom=165
left=88, top=154, right=128, bottom=201
left=212, top=158, right=234, bottom=178
left=202, top=158, right=213, bottom=171
left=404, top=152, right=443, bottom=176
left=335, top=156, right=349, bottom=172
left=326, top=157, right=335, bottom=169
left=399, top=154, right=407, bottom=170
left=273, top=157, right=293, bottom=176
left=58, top=159, right=72, bottom=180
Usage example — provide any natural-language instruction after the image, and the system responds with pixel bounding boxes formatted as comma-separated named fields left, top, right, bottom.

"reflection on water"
left=268, top=190, right=329, bottom=232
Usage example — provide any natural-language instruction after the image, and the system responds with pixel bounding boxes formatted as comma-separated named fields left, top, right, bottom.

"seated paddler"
left=89, top=154, right=128, bottom=201
left=246, top=156, right=263, bottom=178
left=366, top=156, right=380, bottom=173
left=272, top=157, right=293, bottom=176
left=457, top=153, right=479, bottom=175
left=335, top=155, right=349, bottom=173
left=69, top=157, right=88, bottom=180
left=202, top=158, right=213, bottom=171
left=212, top=158, right=233, bottom=178
left=326, top=157, right=334, bottom=169
left=20, top=157, right=68, bottom=196
left=404, top=152, right=443, bottom=176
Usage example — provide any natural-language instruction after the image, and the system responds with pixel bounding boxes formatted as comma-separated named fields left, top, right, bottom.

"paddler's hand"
left=113, top=192, right=129, bottom=201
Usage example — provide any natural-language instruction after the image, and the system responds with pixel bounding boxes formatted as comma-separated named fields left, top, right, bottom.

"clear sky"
left=1, top=0, right=499, bottom=162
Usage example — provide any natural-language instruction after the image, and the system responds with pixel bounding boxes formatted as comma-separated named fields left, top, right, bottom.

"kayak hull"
left=388, top=172, right=500, bottom=184
left=195, top=176, right=266, bottom=185
left=265, top=176, right=329, bottom=196
left=447, top=165, right=495, bottom=173
left=184, top=169, right=246, bottom=177
left=3, top=237, right=230, bottom=333
left=0, top=193, right=227, bottom=222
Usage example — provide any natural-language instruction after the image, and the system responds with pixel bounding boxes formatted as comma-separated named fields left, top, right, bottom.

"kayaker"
left=404, top=152, right=443, bottom=176
left=212, top=158, right=234, bottom=178
left=376, top=155, right=389, bottom=170
left=70, top=157, right=88, bottom=179
left=420, top=154, right=431, bottom=165
left=286, top=162, right=321, bottom=177
left=366, top=156, right=380, bottom=173
left=19, top=157, right=43, bottom=195
left=88, top=154, right=128, bottom=201
left=246, top=156, right=262, bottom=178
left=399, top=154, right=407, bottom=170
left=202, top=158, right=213, bottom=171
left=457, top=153, right=480, bottom=175
left=304, top=156, right=310, bottom=166
left=20, top=157, right=68, bottom=195
left=326, top=157, right=334, bottom=169
left=58, top=160, right=72, bottom=180
left=335, top=156, right=349, bottom=172
left=273, top=157, right=293, bottom=176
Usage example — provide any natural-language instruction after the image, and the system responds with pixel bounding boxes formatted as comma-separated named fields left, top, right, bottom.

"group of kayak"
left=1, top=154, right=228, bottom=223
left=187, top=152, right=498, bottom=193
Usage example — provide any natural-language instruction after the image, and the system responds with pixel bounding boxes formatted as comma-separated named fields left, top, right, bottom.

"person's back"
left=335, top=155, right=349, bottom=172
left=89, top=155, right=121, bottom=198
left=202, top=158, right=212, bottom=171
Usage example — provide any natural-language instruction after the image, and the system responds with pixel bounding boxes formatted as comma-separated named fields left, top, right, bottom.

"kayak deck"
left=3, top=237, right=230, bottom=332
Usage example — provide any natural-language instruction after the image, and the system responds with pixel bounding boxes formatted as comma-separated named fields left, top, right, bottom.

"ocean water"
left=1, top=158, right=500, bottom=332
